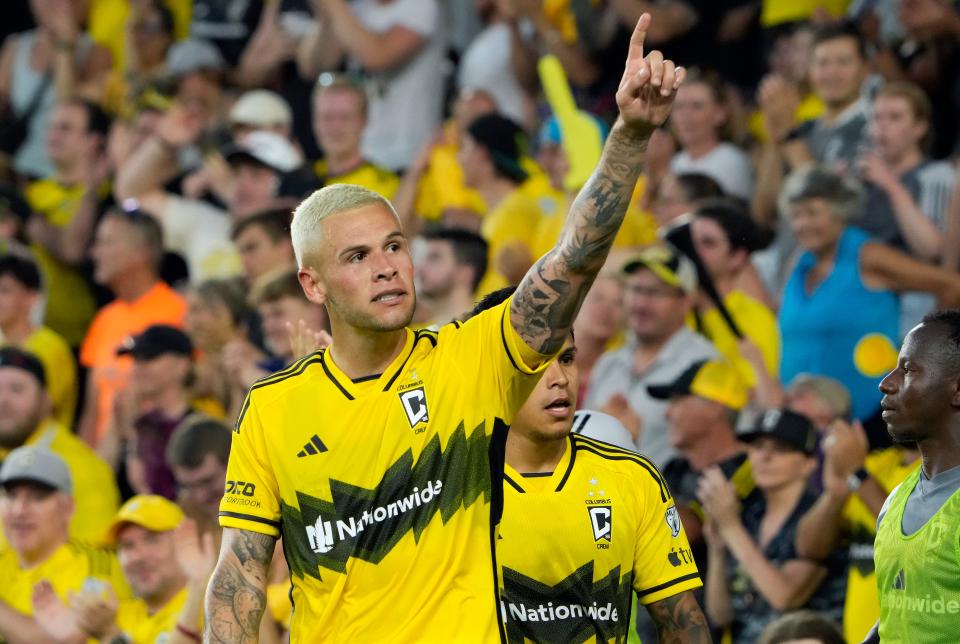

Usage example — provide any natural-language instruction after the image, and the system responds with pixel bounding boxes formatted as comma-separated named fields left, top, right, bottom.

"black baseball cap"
left=466, top=114, right=529, bottom=183
left=116, top=325, right=193, bottom=360
left=738, top=409, right=818, bottom=455
left=0, top=347, right=46, bottom=386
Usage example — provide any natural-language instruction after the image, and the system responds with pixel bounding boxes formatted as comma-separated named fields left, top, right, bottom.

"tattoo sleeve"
left=646, top=591, right=713, bottom=644
left=511, top=121, right=652, bottom=355
left=204, top=528, right=276, bottom=644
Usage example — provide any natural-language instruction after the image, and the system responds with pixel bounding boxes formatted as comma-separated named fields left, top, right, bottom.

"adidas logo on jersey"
left=893, top=568, right=906, bottom=590
left=297, top=434, right=328, bottom=458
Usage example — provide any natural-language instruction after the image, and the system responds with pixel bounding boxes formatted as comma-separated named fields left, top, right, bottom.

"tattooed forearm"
left=647, top=591, right=712, bottom=644
left=204, top=528, right=276, bottom=644
left=512, top=121, right=652, bottom=354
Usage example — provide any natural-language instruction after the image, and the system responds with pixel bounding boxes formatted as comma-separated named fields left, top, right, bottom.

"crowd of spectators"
left=0, top=0, right=959, bottom=641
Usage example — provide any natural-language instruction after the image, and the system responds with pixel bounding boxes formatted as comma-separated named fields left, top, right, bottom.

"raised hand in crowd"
left=69, top=581, right=121, bottom=642
left=758, top=74, right=801, bottom=144
left=32, top=580, right=85, bottom=644
left=287, top=319, right=332, bottom=359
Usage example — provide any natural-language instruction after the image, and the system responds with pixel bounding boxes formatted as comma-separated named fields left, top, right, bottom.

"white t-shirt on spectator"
left=161, top=195, right=242, bottom=282
left=351, top=0, right=446, bottom=171
left=670, top=143, right=754, bottom=200
left=570, top=410, right=636, bottom=452
left=458, top=22, right=528, bottom=127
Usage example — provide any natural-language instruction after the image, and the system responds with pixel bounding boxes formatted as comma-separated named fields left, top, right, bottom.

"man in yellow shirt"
left=63, top=495, right=199, bottom=643
left=0, top=348, right=119, bottom=544
left=24, top=99, right=112, bottom=347
left=0, top=254, right=78, bottom=429
left=0, top=445, right=128, bottom=642
left=312, top=75, right=400, bottom=199
left=460, top=113, right=545, bottom=296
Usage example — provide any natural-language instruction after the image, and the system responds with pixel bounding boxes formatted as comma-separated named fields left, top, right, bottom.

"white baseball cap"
left=229, top=90, right=293, bottom=129
left=224, top=131, right=302, bottom=174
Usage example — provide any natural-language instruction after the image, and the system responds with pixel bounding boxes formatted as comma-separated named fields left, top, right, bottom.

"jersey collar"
left=503, top=435, right=575, bottom=494
left=320, top=328, right=417, bottom=400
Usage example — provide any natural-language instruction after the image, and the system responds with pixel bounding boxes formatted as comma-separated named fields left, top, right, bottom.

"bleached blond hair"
left=291, top=184, right=399, bottom=268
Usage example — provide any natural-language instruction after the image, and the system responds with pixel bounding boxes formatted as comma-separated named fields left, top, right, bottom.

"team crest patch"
left=399, top=386, right=429, bottom=427
left=665, top=504, right=681, bottom=538
left=588, top=506, right=612, bottom=542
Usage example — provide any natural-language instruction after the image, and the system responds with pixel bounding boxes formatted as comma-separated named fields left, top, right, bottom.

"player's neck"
left=506, top=430, right=568, bottom=475
left=918, top=428, right=960, bottom=478
left=326, top=325, right=408, bottom=381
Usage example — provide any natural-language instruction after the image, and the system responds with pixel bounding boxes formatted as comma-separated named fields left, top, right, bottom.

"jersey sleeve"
left=219, top=396, right=282, bottom=537
left=438, top=297, right=556, bottom=425
left=632, top=470, right=702, bottom=605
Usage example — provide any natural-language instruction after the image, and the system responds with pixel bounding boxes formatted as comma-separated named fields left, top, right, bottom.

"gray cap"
left=0, top=446, right=72, bottom=494
left=166, top=38, right=225, bottom=77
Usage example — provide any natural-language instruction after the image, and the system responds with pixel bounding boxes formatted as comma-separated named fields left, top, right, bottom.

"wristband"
left=847, top=468, right=869, bottom=492
left=175, top=624, right=202, bottom=642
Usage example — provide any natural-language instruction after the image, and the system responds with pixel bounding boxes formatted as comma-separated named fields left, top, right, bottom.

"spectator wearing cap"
left=0, top=254, right=76, bottom=429
left=110, top=325, right=199, bottom=500
left=584, top=245, right=720, bottom=467
left=229, top=89, right=294, bottom=141
left=0, top=348, right=119, bottom=545
left=230, top=209, right=296, bottom=286
left=115, top=107, right=310, bottom=283
left=310, top=75, right=400, bottom=199
left=165, top=417, right=232, bottom=532
left=652, top=359, right=754, bottom=549
left=460, top=113, right=545, bottom=296
left=0, top=445, right=128, bottom=642
left=778, top=167, right=960, bottom=427
left=42, top=495, right=199, bottom=644
left=298, top=0, right=445, bottom=171
left=690, top=198, right=780, bottom=388
left=791, top=373, right=920, bottom=642
left=165, top=38, right=227, bottom=127
left=698, top=409, right=847, bottom=644
left=533, top=113, right=657, bottom=260
left=23, top=99, right=112, bottom=348
left=78, top=210, right=187, bottom=447
left=642, top=358, right=753, bottom=643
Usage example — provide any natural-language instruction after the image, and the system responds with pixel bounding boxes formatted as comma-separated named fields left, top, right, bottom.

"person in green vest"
left=866, top=309, right=960, bottom=643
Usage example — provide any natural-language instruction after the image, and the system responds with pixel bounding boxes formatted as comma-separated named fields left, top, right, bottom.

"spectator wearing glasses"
left=585, top=245, right=720, bottom=467
left=165, top=417, right=232, bottom=533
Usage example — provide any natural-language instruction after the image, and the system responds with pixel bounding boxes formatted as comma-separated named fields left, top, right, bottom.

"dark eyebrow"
left=339, top=244, right=371, bottom=261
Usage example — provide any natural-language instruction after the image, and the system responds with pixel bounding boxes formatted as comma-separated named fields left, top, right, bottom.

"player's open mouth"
left=544, top=398, right=571, bottom=418
left=372, top=290, right=405, bottom=304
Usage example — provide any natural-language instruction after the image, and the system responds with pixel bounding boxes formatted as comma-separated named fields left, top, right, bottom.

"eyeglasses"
left=625, top=284, right=685, bottom=299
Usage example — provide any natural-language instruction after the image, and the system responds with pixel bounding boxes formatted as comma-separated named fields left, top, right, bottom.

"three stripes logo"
left=298, top=434, right=328, bottom=458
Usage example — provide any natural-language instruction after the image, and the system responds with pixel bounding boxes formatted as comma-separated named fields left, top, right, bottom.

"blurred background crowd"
left=0, top=0, right=958, bottom=641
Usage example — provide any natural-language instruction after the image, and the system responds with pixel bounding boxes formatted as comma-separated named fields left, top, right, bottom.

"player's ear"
left=298, top=267, right=328, bottom=306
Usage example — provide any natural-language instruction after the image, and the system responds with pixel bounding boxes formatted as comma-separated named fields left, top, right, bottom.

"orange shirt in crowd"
left=79, top=282, right=187, bottom=444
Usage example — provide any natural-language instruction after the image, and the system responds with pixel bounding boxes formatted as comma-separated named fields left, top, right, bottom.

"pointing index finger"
left=627, top=13, right=651, bottom=71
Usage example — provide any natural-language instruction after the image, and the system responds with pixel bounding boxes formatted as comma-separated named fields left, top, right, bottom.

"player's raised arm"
left=204, top=527, right=276, bottom=644
left=511, top=13, right=684, bottom=355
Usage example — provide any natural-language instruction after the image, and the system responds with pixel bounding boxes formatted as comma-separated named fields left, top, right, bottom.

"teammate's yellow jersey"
left=220, top=298, right=553, bottom=642
left=498, top=434, right=701, bottom=643
left=115, top=587, right=190, bottom=643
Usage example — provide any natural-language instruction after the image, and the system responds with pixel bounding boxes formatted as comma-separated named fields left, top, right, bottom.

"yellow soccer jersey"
left=116, top=587, right=189, bottom=643
left=220, top=298, right=553, bottom=642
left=314, top=159, right=400, bottom=200
left=477, top=191, right=544, bottom=297
left=498, top=434, right=701, bottom=643
left=0, top=542, right=130, bottom=617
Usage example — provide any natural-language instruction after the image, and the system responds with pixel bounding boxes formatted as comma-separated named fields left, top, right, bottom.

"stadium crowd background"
left=0, top=0, right=958, bottom=641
